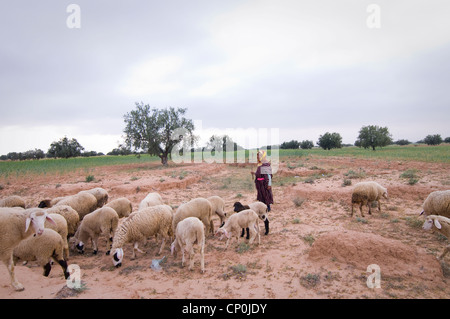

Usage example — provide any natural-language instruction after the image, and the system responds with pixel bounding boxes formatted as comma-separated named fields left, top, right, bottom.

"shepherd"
left=251, top=150, right=274, bottom=212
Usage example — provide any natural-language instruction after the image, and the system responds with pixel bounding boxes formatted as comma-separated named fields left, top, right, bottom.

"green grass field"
left=0, top=144, right=448, bottom=178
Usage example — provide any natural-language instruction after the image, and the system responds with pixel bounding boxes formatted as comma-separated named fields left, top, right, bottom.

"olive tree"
left=123, top=102, right=195, bottom=166
left=356, top=125, right=392, bottom=151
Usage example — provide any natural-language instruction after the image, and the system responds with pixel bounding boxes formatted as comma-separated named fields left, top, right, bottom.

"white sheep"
left=79, top=187, right=109, bottom=207
left=351, top=181, right=388, bottom=217
left=111, top=205, right=173, bottom=267
left=0, top=207, right=56, bottom=291
left=422, top=214, right=450, bottom=260
left=420, top=190, right=450, bottom=218
left=45, top=213, right=70, bottom=259
left=13, top=228, right=70, bottom=280
left=73, top=206, right=119, bottom=255
left=0, top=195, right=26, bottom=208
left=45, top=205, right=80, bottom=237
left=171, top=217, right=205, bottom=273
left=215, top=209, right=260, bottom=249
left=55, top=192, right=98, bottom=220
left=105, top=197, right=133, bottom=218
left=207, top=195, right=227, bottom=227
left=234, top=201, right=270, bottom=237
left=172, top=198, right=213, bottom=236
left=138, top=192, right=164, bottom=210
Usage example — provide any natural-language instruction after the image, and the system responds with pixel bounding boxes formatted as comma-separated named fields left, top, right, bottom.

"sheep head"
left=112, top=248, right=124, bottom=267
left=25, top=209, right=55, bottom=236
left=423, top=215, right=442, bottom=231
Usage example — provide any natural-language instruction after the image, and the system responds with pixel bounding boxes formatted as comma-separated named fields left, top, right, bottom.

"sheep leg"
left=248, top=224, right=256, bottom=244
left=4, top=255, right=24, bottom=291
left=359, top=203, right=365, bottom=217
left=264, top=218, right=269, bottom=235
left=158, top=237, right=166, bottom=255
left=240, top=228, right=245, bottom=237
left=200, top=238, right=205, bottom=273
left=43, top=262, right=52, bottom=277
left=188, top=244, right=195, bottom=271
left=132, top=242, right=145, bottom=259
left=377, top=200, right=381, bottom=213
left=57, top=259, right=70, bottom=279
left=92, top=234, right=99, bottom=255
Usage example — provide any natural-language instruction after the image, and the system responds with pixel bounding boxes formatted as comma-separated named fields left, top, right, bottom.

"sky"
left=0, top=0, right=449, bottom=155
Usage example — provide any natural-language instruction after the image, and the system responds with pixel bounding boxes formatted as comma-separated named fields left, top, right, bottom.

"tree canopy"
left=356, top=125, right=393, bottom=151
left=47, top=136, right=84, bottom=159
left=123, top=102, right=195, bottom=166
left=317, top=132, right=342, bottom=150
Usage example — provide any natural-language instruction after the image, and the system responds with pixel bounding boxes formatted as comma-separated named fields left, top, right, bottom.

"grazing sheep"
left=0, top=208, right=56, bottom=291
left=54, top=192, right=98, bottom=220
left=105, top=197, right=133, bottom=218
left=111, top=205, right=173, bottom=267
left=171, top=217, right=205, bottom=273
left=45, top=205, right=80, bottom=237
left=0, top=195, right=26, bottom=208
left=215, top=209, right=260, bottom=250
left=207, top=195, right=227, bottom=227
left=13, top=228, right=70, bottom=280
left=422, top=214, right=450, bottom=260
left=79, top=187, right=109, bottom=207
left=172, top=198, right=213, bottom=236
left=420, top=190, right=450, bottom=218
left=138, top=192, right=164, bottom=210
left=234, top=201, right=270, bottom=237
left=73, top=206, right=119, bottom=255
left=351, top=181, right=388, bottom=217
left=45, top=213, right=69, bottom=259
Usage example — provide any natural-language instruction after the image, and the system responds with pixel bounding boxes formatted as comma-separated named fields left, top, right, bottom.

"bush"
left=424, top=134, right=443, bottom=145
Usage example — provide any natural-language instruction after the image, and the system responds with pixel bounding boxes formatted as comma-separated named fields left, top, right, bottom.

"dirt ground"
left=0, top=155, right=449, bottom=299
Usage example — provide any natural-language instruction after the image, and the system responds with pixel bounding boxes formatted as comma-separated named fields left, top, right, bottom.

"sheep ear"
left=46, top=214, right=57, bottom=225
left=434, top=219, right=442, bottom=229
left=25, top=217, right=32, bottom=232
left=118, top=248, right=124, bottom=260
left=224, top=229, right=230, bottom=239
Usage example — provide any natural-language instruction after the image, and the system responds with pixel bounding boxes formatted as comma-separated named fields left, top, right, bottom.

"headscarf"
left=257, top=150, right=268, bottom=167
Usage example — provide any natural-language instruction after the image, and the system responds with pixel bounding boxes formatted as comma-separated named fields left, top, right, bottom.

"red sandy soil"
left=0, top=156, right=449, bottom=299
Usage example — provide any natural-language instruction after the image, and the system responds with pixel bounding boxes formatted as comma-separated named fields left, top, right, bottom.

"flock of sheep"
left=0, top=182, right=449, bottom=293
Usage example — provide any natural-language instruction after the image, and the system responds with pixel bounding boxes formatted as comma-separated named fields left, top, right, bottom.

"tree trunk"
left=160, top=154, right=168, bottom=166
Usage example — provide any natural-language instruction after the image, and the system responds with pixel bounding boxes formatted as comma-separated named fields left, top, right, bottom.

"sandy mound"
left=309, top=230, right=443, bottom=281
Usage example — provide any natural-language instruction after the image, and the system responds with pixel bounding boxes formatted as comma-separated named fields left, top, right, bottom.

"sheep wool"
left=0, top=195, right=26, bottom=208
left=45, top=204, right=80, bottom=237
left=79, top=188, right=109, bottom=207
left=171, top=217, right=205, bottom=273
left=216, top=209, right=260, bottom=249
left=138, top=192, right=164, bottom=211
left=55, top=192, right=98, bottom=220
left=421, top=190, right=450, bottom=218
left=13, top=228, right=70, bottom=280
left=106, top=197, right=133, bottom=218
left=111, top=204, right=173, bottom=267
left=207, top=196, right=227, bottom=227
left=173, top=198, right=213, bottom=236
left=45, top=213, right=70, bottom=259
left=351, top=181, right=388, bottom=217
left=74, top=206, right=119, bottom=255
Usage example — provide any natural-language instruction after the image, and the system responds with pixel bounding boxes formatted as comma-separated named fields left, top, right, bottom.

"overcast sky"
left=1, top=0, right=449, bottom=154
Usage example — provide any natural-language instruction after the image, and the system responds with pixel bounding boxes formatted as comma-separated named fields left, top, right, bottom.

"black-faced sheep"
left=351, top=181, right=388, bottom=217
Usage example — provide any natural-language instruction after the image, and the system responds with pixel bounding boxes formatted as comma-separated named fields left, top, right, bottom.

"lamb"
left=138, top=192, right=164, bottom=210
left=73, top=206, right=119, bottom=255
left=13, top=228, right=70, bottom=280
left=172, top=198, right=213, bottom=236
left=215, top=209, right=260, bottom=249
left=111, top=205, right=173, bottom=267
left=0, top=208, right=56, bottom=291
left=234, top=201, right=270, bottom=237
left=45, top=213, right=70, bottom=259
left=0, top=195, right=26, bottom=208
left=54, top=192, right=98, bottom=220
left=170, top=217, right=205, bottom=273
left=45, top=205, right=80, bottom=237
left=351, top=181, right=388, bottom=217
left=79, top=187, right=109, bottom=207
left=420, top=190, right=450, bottom=218
left=422, top=215, right=450, bottom=260
left=207, top=195, right=227, bottom=227
left=105, top=197, right=133, bottom=218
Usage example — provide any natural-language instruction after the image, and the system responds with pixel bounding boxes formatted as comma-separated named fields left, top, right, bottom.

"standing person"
left=251, top=150, right=273, bottom=235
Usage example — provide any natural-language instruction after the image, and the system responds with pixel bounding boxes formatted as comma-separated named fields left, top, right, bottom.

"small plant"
left=300, top=273, right=320, bottom=288
left=405, top=216, right=423, bottom=228
left=342, top=179, right=352, bottom=186
left=302, top=233, right=315, bottom=246
left=236, top=242, right=250, bottom=254
left=400, top=169, right=420, bottom=185
left=292, top=218, right=301, bottom=224
left=85, top=175, right=95, bottom=183
left=293, top=196, right=306, bottom=207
